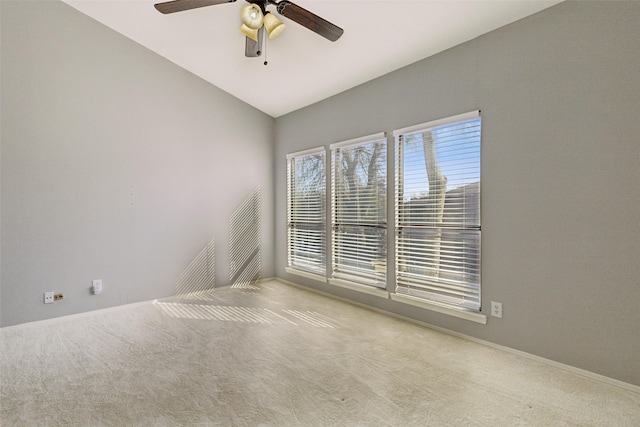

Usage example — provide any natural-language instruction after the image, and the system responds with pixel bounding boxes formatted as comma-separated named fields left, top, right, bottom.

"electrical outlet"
left=44, top=292, right=54, bottom=304
left=491, top=301, right=503, bottom=318
left=92, top=279, right=103, bottom=295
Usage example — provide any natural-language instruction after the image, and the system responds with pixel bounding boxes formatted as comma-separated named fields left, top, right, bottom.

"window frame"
left=393, top=111, right=482, bottom=313
left=329, top=133, right=388, bottom=288
left=284, top=111, right=486, bottom=324
left=286, top=147, right=328, bottom=281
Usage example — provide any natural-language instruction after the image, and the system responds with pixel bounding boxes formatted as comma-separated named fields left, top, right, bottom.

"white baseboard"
left=273, top=277, right=640, bottom=394
left=0, top=300, right=154, bottom=331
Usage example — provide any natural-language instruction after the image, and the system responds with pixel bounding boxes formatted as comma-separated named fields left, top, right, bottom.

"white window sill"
left=390, top=293, right=487, bottom=324
left=285, top=271, right=486, bottom=324
left=328, top=278, right=390, bottom=299
left=285, top=267, right=327, bottom=283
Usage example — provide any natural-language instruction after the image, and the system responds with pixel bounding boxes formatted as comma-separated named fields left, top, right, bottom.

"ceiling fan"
left=154, top=0, right=344, bottom=60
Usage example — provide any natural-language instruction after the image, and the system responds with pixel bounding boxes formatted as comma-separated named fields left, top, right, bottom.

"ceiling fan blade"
left=276, top=1, right=343, bottom=42
left=154, top=0, right=236, bottom=15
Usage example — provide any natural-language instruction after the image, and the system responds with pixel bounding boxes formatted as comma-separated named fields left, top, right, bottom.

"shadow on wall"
left=172, top=186, right=261, bottom=298
left=229, top=186, right=262, bottom=288
left=175, top=239, right=215, bottom=297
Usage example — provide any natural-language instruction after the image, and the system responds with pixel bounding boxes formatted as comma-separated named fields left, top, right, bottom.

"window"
left=287, top=148, right=326, bottom=277
left=285, top=111, right=483, bottom=321
left=394, top=112, right=481, bottom=311
left=331, top=134, right=387, bottom=287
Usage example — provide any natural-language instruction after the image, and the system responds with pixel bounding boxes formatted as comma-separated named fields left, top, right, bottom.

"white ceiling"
left=62, top=0, right=562, bottom=118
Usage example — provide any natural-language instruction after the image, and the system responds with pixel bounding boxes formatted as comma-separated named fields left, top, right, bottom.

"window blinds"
left=331, top=134, right=387, bottom=287
left=395, top=112, right=481, bottom=310
left=287, top=148, right=326, bottom=275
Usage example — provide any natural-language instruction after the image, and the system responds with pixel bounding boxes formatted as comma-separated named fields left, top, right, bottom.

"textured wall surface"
left=274, top=1, right=640, bottom=385
left=1, top=0, right=275, bottom=326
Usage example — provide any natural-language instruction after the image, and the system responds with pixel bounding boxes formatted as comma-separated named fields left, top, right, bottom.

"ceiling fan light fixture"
left=154, top=0, right=345, bottom=60
left=263, top=12, right=285, bottom=39
left=240, top=3, right=264, bottom=30
left=239, top=23, right=260, bottom=42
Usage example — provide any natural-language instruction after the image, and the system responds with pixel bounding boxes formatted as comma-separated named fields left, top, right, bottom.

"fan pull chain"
left=263, top=36, right=268, bottom=66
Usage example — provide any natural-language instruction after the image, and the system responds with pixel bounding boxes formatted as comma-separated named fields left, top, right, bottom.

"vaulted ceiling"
left=62, top=0, right=562, bottom=117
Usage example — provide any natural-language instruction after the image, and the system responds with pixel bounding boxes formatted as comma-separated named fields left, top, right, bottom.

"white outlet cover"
left=491, top=301, right=503, bottom=318
left=44, top=292, right=54, bottom=304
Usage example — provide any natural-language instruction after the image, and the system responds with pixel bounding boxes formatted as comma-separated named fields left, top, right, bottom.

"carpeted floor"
left=1, top=280, right=639, bottom=426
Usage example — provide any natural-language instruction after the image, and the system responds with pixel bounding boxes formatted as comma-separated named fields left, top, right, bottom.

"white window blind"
left=331, top=134, right=387, bottom=287
left=287, top=148, right=326, bottom=276
left=395, top=112, right=481, bottom=311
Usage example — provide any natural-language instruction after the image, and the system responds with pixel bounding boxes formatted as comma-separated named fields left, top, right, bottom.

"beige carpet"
left=2, top=280, right=639, bottom=426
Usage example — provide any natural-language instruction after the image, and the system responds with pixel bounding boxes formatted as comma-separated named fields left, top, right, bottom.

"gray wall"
left=274, top=1, right=640, bottom=386
left=1, top=0, right=275, bottom=326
